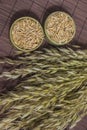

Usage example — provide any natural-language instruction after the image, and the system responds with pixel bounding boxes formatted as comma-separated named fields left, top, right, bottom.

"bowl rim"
left=44, top=11, right=76, bottom=46
left=10, top=16, right=44, bottom=52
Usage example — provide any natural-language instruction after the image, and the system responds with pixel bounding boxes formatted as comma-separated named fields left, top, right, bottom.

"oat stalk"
left=0, top=46, right=87, bottom=130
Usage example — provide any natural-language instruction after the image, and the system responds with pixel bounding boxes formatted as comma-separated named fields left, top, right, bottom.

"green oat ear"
left=0, top=46, right=87, bottom=130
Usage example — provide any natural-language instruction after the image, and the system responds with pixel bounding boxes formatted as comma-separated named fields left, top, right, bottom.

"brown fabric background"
left=0, top=0, right=87, bottom=129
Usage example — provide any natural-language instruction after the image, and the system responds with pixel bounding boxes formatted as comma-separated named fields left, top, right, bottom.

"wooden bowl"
left=10, top=17, right=44, bottom=52
left=44, top=11, right=76, bottom=46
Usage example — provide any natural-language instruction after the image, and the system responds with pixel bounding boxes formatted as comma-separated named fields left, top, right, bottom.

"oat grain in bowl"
left=10, top=17, right=44, bottom=51
left=44, top=11, right=76, bottom=45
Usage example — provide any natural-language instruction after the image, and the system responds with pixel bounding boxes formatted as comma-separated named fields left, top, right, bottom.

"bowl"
left=44, top=11, right=76, bottom=46
left=10, top=17, right=44, bottom=52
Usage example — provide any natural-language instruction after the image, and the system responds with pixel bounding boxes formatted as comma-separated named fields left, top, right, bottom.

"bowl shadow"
left=10, top=9, right=40, bottom=27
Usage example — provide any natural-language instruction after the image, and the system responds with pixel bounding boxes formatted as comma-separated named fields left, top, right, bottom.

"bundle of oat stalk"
left=0, top=46, right=87, bottom=130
